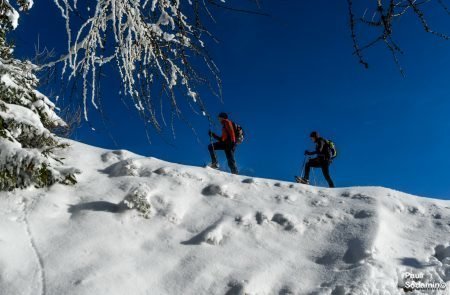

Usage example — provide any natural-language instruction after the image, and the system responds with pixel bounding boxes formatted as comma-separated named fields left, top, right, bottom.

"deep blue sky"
left=13, top=0, right=450, bottom=199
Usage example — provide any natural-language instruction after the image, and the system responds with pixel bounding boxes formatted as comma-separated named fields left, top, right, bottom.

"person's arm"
left=305, top=140, right=323, bottom=155
left=213, top=133, right=221, bottom=141
left=208, top=130, right=221, bottom=141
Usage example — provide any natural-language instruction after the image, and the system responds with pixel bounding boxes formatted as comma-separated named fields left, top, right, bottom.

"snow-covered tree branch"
left=0, top=0, right=78, bottom=190
left=47, top=0, right=231, bottom=132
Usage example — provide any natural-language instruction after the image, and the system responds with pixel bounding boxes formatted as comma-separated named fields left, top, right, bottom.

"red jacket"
left=215, top=119, right=236, bottom=143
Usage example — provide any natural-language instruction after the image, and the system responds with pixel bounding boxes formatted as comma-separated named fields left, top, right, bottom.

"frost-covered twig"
left=45, top=0, right=225, bottom=131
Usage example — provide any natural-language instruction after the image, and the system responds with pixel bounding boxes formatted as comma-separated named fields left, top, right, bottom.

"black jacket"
left=310, top=137, right=330, bottom=160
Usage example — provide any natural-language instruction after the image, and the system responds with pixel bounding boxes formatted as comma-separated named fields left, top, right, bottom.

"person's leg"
left=208, top=142, right=225, bottom=165
left=304, top=158, right=321, bottom=180
left=321, top=161, right=335, bottom=188
left=225, top=145, right=238, bottom=174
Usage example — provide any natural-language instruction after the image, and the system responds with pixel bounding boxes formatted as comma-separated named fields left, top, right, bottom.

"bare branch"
left=348, top=0, right=450, bottom=73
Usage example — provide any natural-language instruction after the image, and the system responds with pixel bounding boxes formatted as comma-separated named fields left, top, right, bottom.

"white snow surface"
left=0, top=140, right=449, bottom=295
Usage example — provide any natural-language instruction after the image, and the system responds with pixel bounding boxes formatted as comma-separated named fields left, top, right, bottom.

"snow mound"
left=0, top=140, right=449, bottom=294
left=123, top=184, right=153, bottom=218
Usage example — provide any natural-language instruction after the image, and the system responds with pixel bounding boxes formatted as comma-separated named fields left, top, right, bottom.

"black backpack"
left=233, top=122, right=245, bottom=144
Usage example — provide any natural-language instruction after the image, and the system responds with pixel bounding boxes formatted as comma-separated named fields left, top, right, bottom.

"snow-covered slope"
left=1, top=141, right=449, bottom=295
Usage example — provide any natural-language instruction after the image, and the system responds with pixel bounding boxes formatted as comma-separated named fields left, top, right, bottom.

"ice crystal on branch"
left=50, top=0, right=224, bottom=131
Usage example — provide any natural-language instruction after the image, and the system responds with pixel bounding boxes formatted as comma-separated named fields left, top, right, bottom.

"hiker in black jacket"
left=297, top=131, right=335, bottom=188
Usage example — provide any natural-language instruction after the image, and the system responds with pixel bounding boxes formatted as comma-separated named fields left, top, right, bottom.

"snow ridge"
left=0, top=140, right=449, bottom=295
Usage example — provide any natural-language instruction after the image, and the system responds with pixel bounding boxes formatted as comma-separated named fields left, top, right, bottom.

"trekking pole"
left=209, top=133, right=215, bottom=152
left=208, top=120, right=216, bottom=163
left=300, top=155, right=308, bottom=178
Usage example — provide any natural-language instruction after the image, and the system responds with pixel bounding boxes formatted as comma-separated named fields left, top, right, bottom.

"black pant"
left=304, top=157, right=334, bottom=188
left=208, top=141, right=238, bottom=174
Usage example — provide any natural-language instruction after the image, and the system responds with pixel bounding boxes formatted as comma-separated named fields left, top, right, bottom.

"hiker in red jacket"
left=208, top=112, right=239, bottom=174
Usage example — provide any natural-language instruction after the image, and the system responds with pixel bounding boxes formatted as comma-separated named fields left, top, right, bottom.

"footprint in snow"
left=202, top=184, right=222, bottom=195
left=351, top=193, right=375, bottom=204
left=343, top=238, right=371, bottom=264
left=311, top=199, right=329, bottom=207
left=201, top=184, right=232, bottom=198
left=278, top=286, right=295, bottom=295
left=242, top=178, right=255, bottom=184
left=432, top=213, right=442, bottom=219
left=255, top=211, right=269, bottom=225
left=225, top=280, right=246, bottom=295
left=315, top=251, right=341, bottom=266
left=341, top=192, right=351, bottom=198
left=331, top=285, right=346, bottom=295
left=271, top=213, right=297, bottom=232
left=352, top=210, right=375, bottom=219
left=274, top=195, right=297, bottom=203
left=153, top=167, right=170, bottom=175
left=234, top=215, right=256, bottom=229
left=407, top=206, right=421, bottom=215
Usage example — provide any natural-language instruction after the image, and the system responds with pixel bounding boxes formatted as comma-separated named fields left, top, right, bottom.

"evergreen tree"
left=0, top=0, right=77, bottom=190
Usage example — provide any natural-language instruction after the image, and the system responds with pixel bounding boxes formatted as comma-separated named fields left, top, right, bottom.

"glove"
left=208, top=130, right=214, bottom=137
left=304, top=150, right=311, bottom=156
